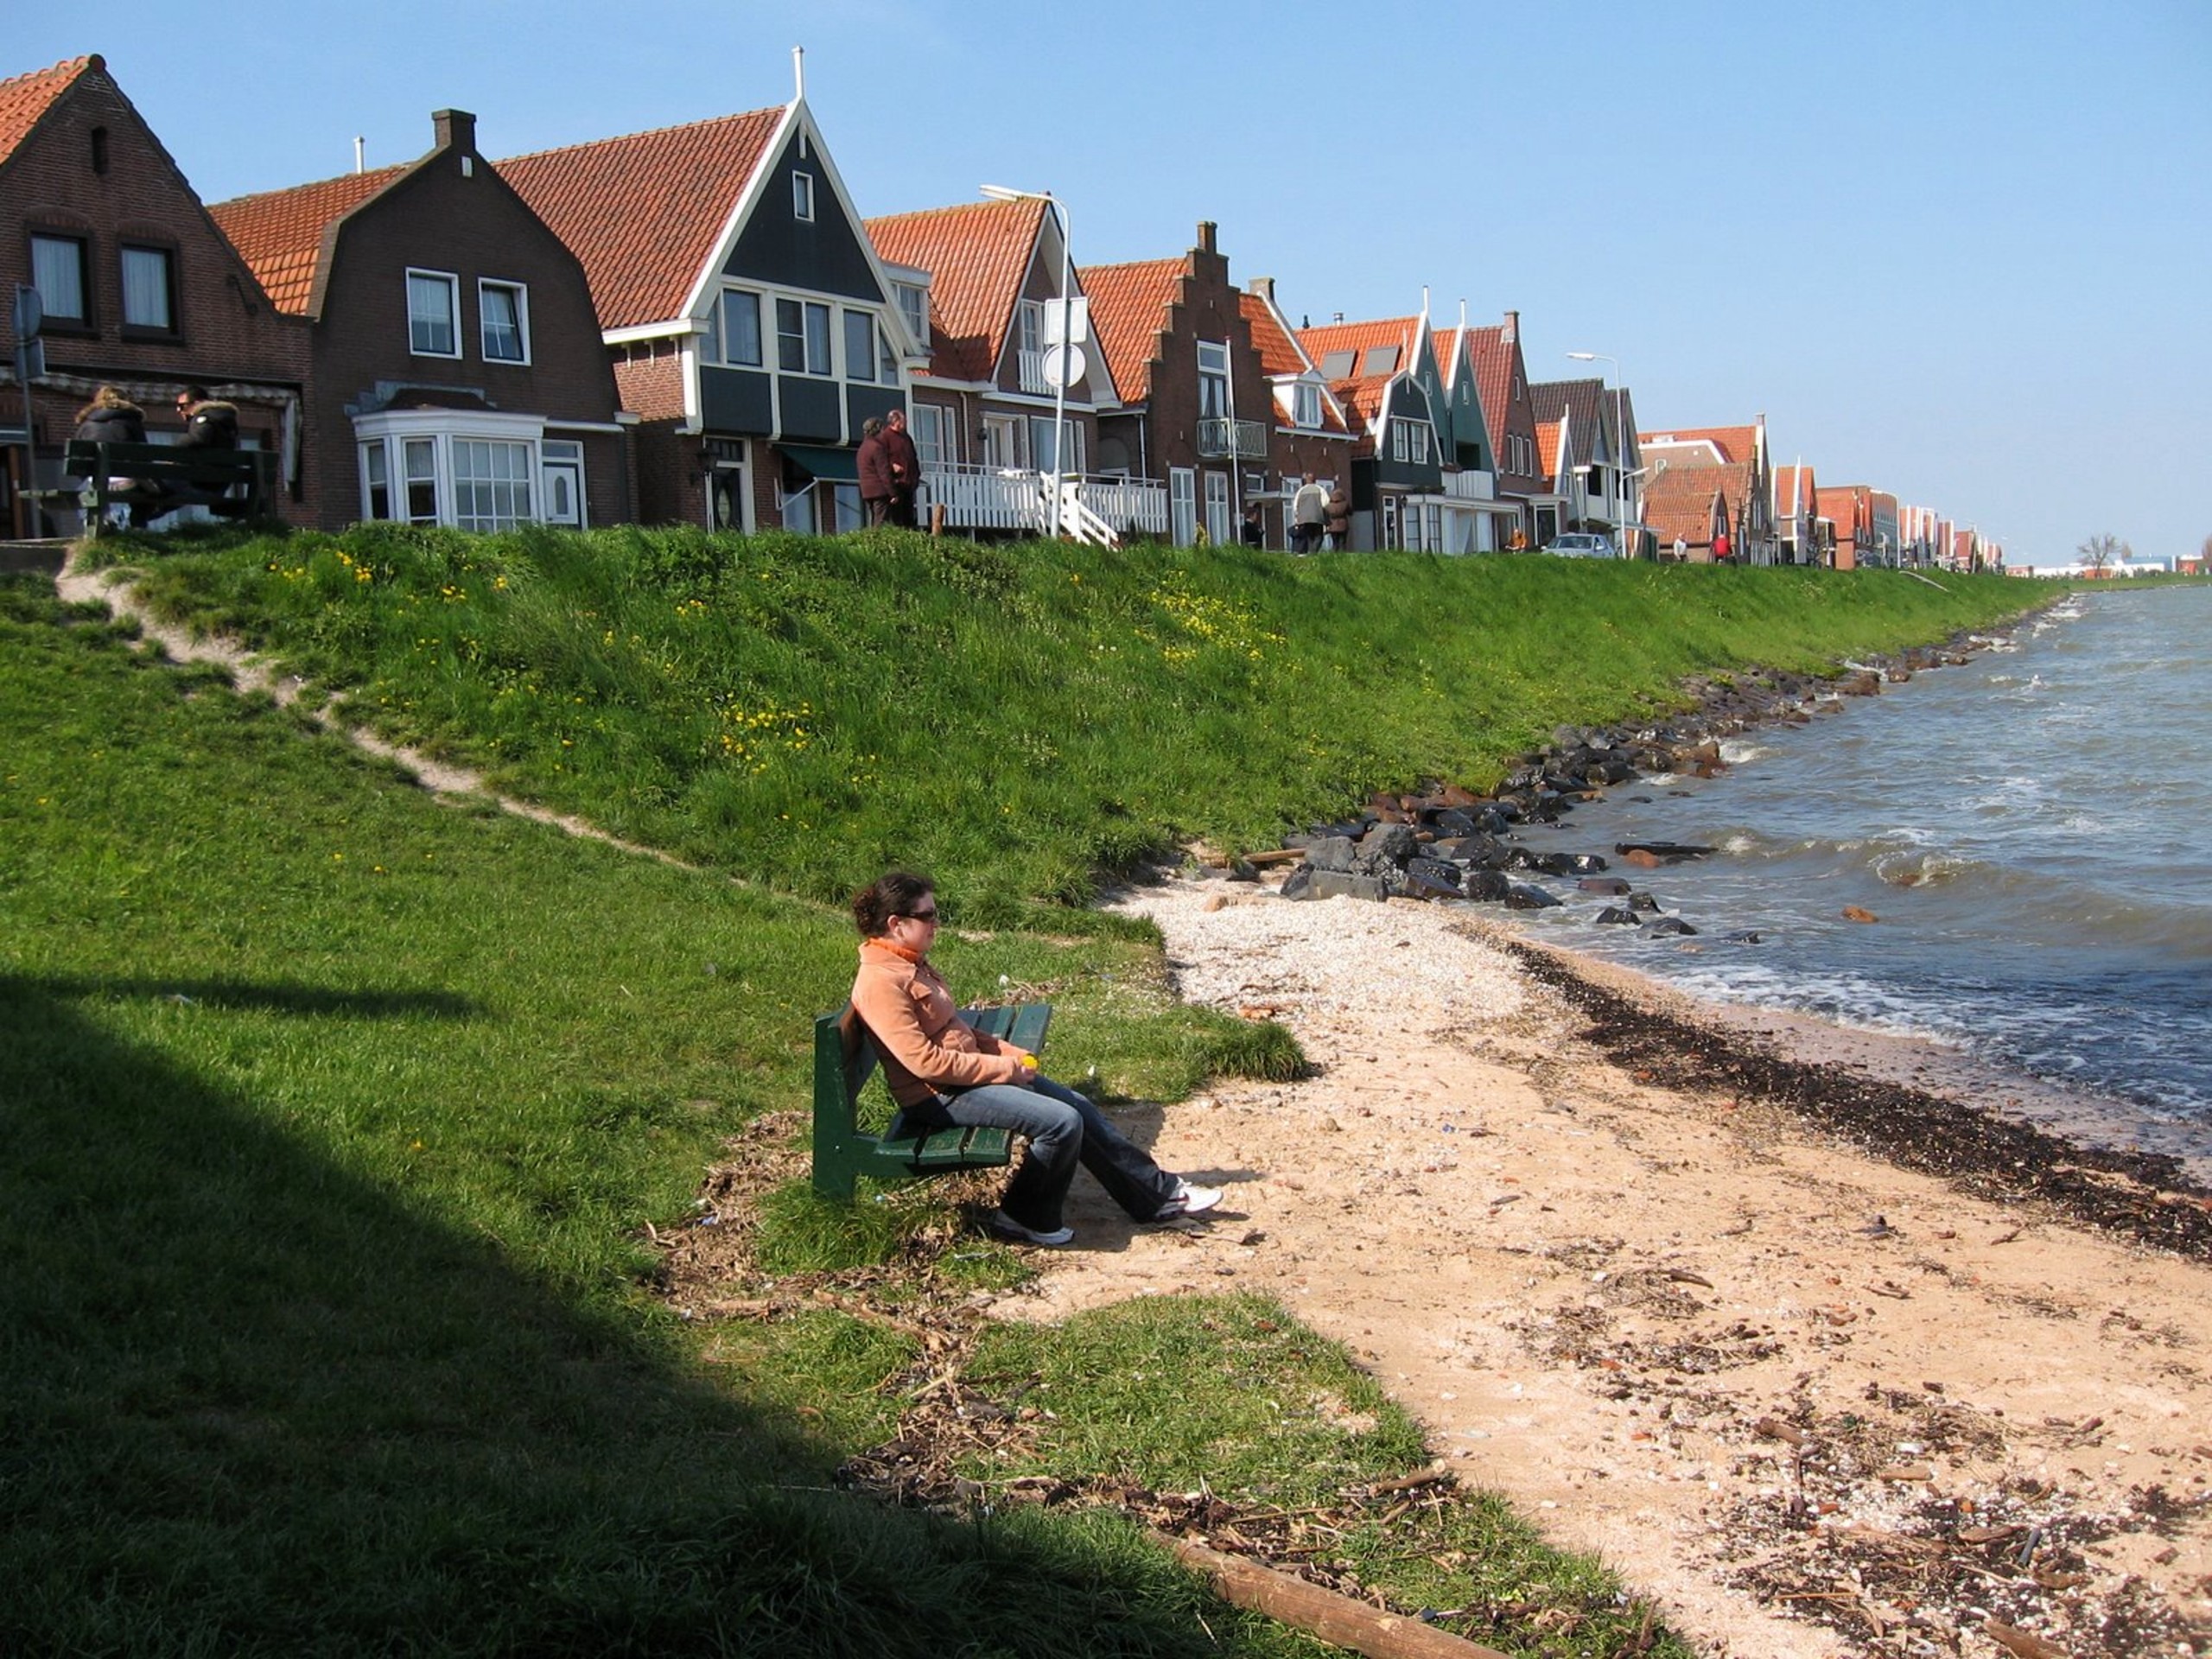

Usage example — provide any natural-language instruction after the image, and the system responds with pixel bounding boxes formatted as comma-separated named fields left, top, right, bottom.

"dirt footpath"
left=1002, top=877, right=2212, bottom=1659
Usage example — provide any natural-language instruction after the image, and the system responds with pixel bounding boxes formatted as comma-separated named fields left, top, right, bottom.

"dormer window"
left=893, top=281, right=928, bottom=346
left=792, top=170, right=815, bottom=221
left=1294, top=381, right=1321, bottom=429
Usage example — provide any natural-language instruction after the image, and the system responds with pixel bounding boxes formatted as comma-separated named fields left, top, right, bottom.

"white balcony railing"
left=922, top=463, right=1170, bottom=543
left=1015, top=349, right=1052, bottom=396
left=1440, top=467, right=1495, bottom=501
left=1195, top=416, right=1268, bottom=461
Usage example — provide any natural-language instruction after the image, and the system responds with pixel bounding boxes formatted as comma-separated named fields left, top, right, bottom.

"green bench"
left=63, top=437, right=275, bottom=535
left=811, top=1001, right=1052, bottom=1200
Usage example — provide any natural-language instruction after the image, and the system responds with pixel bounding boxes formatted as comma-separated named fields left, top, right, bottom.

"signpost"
left=11, top=284, right=47, bottom=538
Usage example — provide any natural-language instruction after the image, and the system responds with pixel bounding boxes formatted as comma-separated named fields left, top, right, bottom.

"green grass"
left=6, top=531, right=2048, bottom=1655
left=106, top=523, right=2043, bottom=912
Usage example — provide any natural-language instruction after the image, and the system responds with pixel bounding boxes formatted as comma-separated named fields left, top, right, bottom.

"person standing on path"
left=1324, top=482, right=1351, bottom=551
left=882, top=407, right=922, bottom=528
left=856, top=417, right=893, bottom=527
left=1290, top=474, right=1326, bottom=554
left=847, top=870, right=1222, bottom=1246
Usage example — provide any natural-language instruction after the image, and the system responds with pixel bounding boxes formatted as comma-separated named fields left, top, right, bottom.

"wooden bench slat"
left=61, top=438, right=273, bottom=536
left=811, top=1001, right=1050, bottom=1200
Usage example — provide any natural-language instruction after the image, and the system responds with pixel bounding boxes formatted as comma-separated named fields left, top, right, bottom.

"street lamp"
left=981, top=184, right=1072, bottom=538
left=1567, top=352, right=1628, bottom=556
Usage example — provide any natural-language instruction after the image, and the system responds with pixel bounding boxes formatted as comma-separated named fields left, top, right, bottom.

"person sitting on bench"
left=847, top=869, right=1221, bottom=1246
left=72, top=386, right=161, bottom=529
left=167, top=385, right=251, bottom=517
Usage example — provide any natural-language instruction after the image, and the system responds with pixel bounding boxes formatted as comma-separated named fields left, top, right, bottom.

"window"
left=1017, top=300, right=1045, bottom=356
left=983, top=414, right=1020, bottom=468
left=894, top=281, right=928, bottom=346
left=791, top=170, right=815, bottom=221
left=1197, top=340, right=1230, bottom=422
left=30, top=232, right=87, bottom=323
left=362, top=442, right=391, bottom=520
left=407, top=270, right=460, bottom=357
left=404, top=438, right=440, bottom=522
left=120, top=245, right=175, bottom=332
left=1028, top=415, right=1077, bottom=474
left=1293, top=382, right=1321, bottom=429
left=1170, top=467, right=1197, bottom=546
left=1319, top=349, right=1356, bottom=380
left=452, top=440, right=535, bottom=531
left=1362, top=345, right=1399, bottom=376
left=480, top=280, right=529, bottom=363
left=1586, top=464, right=1604, bottom=494
left=911, top=404, right=953, bottom=468
left=709, top=289, right=762, bottom=365
left=1408, top=424, right=1429, bottom=466
left=776, top=297, right=830, bottom=374
left=842, top=310, right=876, bottom=382
left=879, top=326, right=898, bottom=383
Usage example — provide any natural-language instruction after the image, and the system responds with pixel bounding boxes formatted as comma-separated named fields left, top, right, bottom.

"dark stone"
left=1503, top=882, right=1561, bottom=910
left=1278, top=863, right=1313, bottom=900
left=1302, top=869, right=1388, bottom=903
left=1359, top=823, right=1420, bottom=866
left=1593, top=906, right=1638, bottom=925
left=1579, top=876, right=1632, bottom=895
left=1643, top=916, right=1698, bottom=937
left=1626, top=892, right=1662, bottom=913
left=1539, top=852, right=1609, bottom=877
left=1304, top=835, right=1358, bottom=873
left=1429, top=808, right=1482, bottom=838
left=1459, top=868, right=1512, bottom=902
left=1614, top=841, right=1715, bottom=861
left=1406, top=856, right=1461, bottom=893
left=1723, top=929, right=1764, bottom=944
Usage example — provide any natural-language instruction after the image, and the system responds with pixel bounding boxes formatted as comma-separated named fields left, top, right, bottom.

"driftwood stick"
left=1152, top=1530, right=1512, bottom=1659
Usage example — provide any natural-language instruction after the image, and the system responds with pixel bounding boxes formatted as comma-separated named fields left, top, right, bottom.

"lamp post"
left=981, top=184, right=1071, bottom=537
left=1567, top=351, right=1626, bottom=556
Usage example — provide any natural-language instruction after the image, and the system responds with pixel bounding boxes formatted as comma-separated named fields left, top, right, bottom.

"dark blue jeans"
left=916, top=1074, right=1177, bottom=1232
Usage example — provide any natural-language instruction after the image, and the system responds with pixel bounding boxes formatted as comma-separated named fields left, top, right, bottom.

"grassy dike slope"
left=3, top=534, right=2040, bottom=1656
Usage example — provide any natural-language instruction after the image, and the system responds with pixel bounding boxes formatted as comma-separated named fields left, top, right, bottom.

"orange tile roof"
left=1463, top=324, right=1519, bottom=461
left=1239, top=289, right=1306, bottom=378
left=0, top=54, right=92, bottom=165
left=1771, top=463, right=1816, bottom=516
left=501, top=106, right=785, bottom=331
left=1077, top=257, right=1185, bottom=404
left=1643, top=462, right=1735, bottom=547
left=1536, top=419, right=1564, bottom=478
left=1640, top=423, right=1758, bottom=464
left=209, top=165, right=408, bottom=315
left=865, top=196, right=1045, bottom=384
left=1295, top=316, right=1416, bottom=381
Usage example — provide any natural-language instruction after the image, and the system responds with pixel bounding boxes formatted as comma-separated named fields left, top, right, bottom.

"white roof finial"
left=791, top=45, right=805, bottom=100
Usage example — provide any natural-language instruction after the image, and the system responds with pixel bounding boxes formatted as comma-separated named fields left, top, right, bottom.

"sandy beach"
left=1002, top=875, right=2212, bottom=1658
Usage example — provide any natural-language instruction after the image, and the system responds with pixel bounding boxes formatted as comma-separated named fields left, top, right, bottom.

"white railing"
left=922, top=463, right=1169, bottom=543
left=1440, top=467, right=1496, bottom=501
left=1015, top=349, right=1052, bottom=396
left=1195, top=416, right=1268, bottom=461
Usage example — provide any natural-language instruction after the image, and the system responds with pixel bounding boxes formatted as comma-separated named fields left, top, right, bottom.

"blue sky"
left=22, top=1, right=2209, bottom=563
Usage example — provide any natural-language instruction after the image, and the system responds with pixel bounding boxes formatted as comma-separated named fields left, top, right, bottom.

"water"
left=1502, top=583, right=2212, bottom=1178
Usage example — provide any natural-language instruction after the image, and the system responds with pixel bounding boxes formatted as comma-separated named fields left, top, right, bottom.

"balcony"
left=1440, top=467, right=1495, bottom=501
left=1015, top=348, right=1052, bottom=396
left=1195, top=417, right=1268, bottom=461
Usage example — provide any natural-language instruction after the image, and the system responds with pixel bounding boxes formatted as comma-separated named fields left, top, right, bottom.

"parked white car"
left=1540, top=532, right=1616, bottom=558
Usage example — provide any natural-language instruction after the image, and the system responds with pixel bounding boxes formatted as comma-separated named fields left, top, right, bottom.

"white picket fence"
left=921, top=464, right=1170, bottom=545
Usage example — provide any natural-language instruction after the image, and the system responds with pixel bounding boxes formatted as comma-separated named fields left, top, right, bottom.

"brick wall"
left=3, top=62, right=307, bottom=529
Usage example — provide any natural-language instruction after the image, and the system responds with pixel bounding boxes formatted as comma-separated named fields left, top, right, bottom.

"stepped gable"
left=1078, top=256, right=1185, bottom=404
left=499, top=107, right=784, bottom=330
left=209, top=167, right=408, bottom=315
left=0, top=54, right=92, bottom=160
left=865, top=195, right=1048, bottom=384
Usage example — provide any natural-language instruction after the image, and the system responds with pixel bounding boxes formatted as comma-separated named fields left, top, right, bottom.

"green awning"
left=780, top=443, right=857, bottom=482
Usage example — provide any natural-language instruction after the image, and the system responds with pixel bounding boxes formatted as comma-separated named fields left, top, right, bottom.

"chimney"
left=1503, top=308, right=1518, bottom=343
left=1251, top=276, right=1276, bottom=304
left=1196, top=220, right=1217, bottom=256
left=433, top=109, right=476, bottom=155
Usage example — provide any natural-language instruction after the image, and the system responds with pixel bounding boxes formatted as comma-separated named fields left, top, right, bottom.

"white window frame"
left=1203, top=470, right=1231, bottom=545
left=791, top=170, right=815, bottom=221
left=710, top=288, right=764, bottom=366
left=1197, top=340, right=1230, bottom=423
left=911, top=403, right=955, bottom=468
left=478, top=278, right=531, bottom=365
left=776, top=297, right=832, bottom=376
left=1294, top=381, right=1321, bottom=429
left=842, top=309, right=877, bottom=383
left=894, top=281, right=928, bottom=346
left=1170, top=466, right=1197, bottom=546
left=354, top=409, right=546, bottom=531
left=539, top=437, right=585, bottom=527
left=407, top=268, right=461, bottom=359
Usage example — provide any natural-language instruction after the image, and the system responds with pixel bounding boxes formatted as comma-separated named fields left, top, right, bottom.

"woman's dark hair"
left=852, top=871, right=934, bottom=937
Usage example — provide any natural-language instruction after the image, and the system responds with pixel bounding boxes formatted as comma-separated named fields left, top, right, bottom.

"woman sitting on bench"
left=849, top=870, right=1220, bottom=1246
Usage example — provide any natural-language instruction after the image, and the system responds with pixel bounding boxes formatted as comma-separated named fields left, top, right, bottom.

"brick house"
left=1294, top=311, right=1452, bottom=552
left=1082, top=222, right=1274, bottom=547
left=1462, top=313, right=1550, bottom=547
left=1639, top=419, right=1778, bottom=563
left=864, top=194, right=1161, bottom=540
left=499, top=89, right=920, bottom=533
left=210, top=110, right=626, bottom=533
left=1237, top=280, right=1355, bottom=548
left=0, top=54, right=305, bottom=536
left=1642, top=461, right=1736, bottom=561
left=1530, top=377, right=1638, bottom=550
left=1773, top=461, right=1821, bottom=563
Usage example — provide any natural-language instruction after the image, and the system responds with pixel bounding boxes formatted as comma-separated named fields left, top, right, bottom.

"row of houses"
left=0, top=53, right=1996, bottom=569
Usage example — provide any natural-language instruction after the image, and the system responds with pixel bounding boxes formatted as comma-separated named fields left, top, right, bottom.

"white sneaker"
left=1151, top=1180, right=1223, bottom=1222
left=987, top=1209, right=1075, bottom=1247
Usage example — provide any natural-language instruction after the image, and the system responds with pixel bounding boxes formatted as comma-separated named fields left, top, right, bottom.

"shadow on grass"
left=27, top=974, right=480, bottom=1019
left=0, top=976, right=1224, bottom=1656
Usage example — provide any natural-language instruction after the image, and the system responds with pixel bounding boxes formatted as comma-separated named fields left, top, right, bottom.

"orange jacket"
left=849, top=939, right=1032, bottom=1106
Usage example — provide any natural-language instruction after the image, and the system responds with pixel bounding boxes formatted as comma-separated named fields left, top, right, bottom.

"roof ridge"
left=208, top=161, right=410, bottom=211
left=495, top=104, right=784, bottom=168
